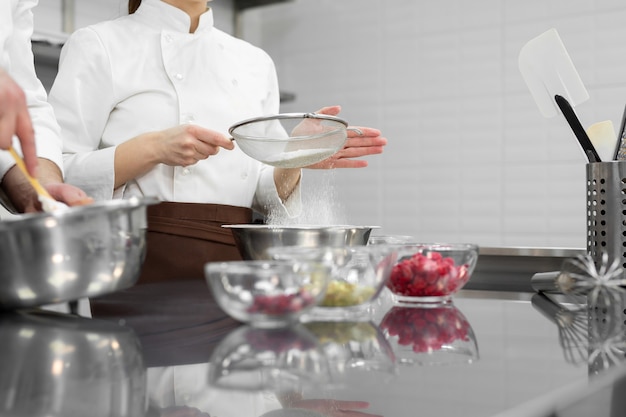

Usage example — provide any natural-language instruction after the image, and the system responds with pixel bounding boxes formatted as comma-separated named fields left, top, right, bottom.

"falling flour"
left=266, top=170, right=348, bottom=226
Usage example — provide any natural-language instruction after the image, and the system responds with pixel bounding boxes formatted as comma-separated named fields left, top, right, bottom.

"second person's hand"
left=0, top=69, right=38, bottom=176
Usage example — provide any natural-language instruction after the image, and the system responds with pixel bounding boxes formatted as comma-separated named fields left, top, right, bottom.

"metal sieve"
left=229, top=113, right=357, bottom=168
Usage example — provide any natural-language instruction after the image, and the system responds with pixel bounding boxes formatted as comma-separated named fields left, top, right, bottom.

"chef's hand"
left=114, top=124, right=234, bottom=189
left=155, top=124, right=234, bottom=167
left=305, top=106, right=387, bottom=169
left=158, top=405, right=211, bottom=417
left=1, top=158, right=92, bottom=213
left=0, top=69, right=38, bottom=177
left=287, top=398, right=383, bottom=417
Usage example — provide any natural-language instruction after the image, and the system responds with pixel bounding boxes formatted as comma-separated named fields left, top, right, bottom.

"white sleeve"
left=0, top=0, right=64, bottom=178
left=48, top=27, right=117, bottom=201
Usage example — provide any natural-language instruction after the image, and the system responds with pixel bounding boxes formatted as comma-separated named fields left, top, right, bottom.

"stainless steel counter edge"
left=479, top=246, right=586, bottom=257
left=468, top=246, right=587, bottom=293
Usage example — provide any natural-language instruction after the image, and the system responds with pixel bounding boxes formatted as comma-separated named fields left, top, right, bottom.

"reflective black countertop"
left=2, top=279, right=625, bottom=417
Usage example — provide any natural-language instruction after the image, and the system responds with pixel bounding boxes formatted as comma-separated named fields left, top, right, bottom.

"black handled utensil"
left=613, top=104, right=626, bottom=160
left=554, top=94, right=601, bottom=163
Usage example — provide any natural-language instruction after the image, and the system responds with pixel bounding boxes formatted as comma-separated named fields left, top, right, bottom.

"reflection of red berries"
left=388, top=252, right=469, bottom=297
left=247, top=290, right=314, bottom=315
left=380, top=306, right=471, bottom=353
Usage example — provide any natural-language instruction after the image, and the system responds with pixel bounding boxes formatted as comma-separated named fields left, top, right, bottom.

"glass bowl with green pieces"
left=268, top=245, right=398, bottom=321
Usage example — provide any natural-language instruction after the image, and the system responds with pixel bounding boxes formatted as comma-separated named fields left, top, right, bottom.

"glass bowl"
left=268, top=245, right=398, bottom=320
left=208, top=324, right=329, bottom=392
left=379, top=243, right=479, bottom=304
left=205, top=260, right=331, bottom=328
left=380, top=304, right=479, bottom=366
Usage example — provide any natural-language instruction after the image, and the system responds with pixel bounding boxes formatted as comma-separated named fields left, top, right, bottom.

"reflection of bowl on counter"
left=208, top=324, right=329, bottom=392
left=223, top=224, right=377, bottom=260
left=205, top=260, right=331, bottom=328
left=0, top=310, right=146, bottom=417
left=373, top=243, right=479, bottom=304
left=269, top=245, right=398, bottom=320
left=0, top=196, right=158, bottom=310
left=304, top=321, right=397, bottom=385
left=380, top=304, right=478, bottom=366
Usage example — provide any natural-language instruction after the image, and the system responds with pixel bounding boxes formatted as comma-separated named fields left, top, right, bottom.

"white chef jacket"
left=49, top=0, right=299, bottom=215
left=0, top=0, right=64, bottom=178
left=147, top=363, right=282, bottom=416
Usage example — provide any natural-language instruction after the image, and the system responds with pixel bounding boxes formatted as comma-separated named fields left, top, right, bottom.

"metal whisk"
left=531, top=292, right=588, bottom=365
left=587, top=289, right=626, bottom=376
left=531, top=253, right=626, bottom=372
left=531, top=252, right=626, bottom=301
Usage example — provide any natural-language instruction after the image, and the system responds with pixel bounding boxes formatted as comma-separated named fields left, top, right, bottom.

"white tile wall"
left=29, top=1, right=626, bottom=249
left=240, top=0, right=626, bottom=248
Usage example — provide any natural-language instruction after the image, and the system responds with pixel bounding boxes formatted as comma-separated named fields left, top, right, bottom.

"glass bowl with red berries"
left=380, top=304, right=479, bottom=366
left=204, top=260, right=331, bottom=328
left=381, top=243, right=479, bottom=305
left=268, top=245, right=399, bottom=321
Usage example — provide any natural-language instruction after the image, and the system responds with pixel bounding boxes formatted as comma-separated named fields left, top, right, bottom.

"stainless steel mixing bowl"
left=0, top=196, right=158, bottom=310
left=222, top=224, right=377, bottom=260
left=0, top=310, right=146, bottom=417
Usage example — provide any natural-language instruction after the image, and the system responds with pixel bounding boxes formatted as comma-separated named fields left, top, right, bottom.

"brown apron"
left=137, top=201, right=253, bottom=283
left=91, top=202, right=251, bottom=319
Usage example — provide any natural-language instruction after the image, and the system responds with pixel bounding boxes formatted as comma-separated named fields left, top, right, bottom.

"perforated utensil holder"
left=586, top=162, right=626, bottom=273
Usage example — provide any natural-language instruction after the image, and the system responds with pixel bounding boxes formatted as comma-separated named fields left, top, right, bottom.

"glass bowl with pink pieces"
left=205, top=260, right=331, bottom=328
left=371, top=242, right=479, bottom=305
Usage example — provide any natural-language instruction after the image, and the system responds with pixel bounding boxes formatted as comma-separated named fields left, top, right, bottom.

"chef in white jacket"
left=0, top=0, right=90, bottom=213
left=49, top=0, right=387, bottom=285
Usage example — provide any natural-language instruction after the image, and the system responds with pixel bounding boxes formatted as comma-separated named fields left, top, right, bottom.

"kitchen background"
left=28, top=0, right=626, bottom=249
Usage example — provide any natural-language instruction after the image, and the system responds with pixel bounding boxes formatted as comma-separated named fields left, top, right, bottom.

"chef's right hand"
left=0, top=69, right=38, bottom=176
left=154, top=124, right=234, bottom=167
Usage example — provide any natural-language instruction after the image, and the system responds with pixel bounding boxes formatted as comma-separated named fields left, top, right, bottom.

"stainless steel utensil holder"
left=586, top=162, right=626, bottom=376
left=586, top=161, right=626, bottom=272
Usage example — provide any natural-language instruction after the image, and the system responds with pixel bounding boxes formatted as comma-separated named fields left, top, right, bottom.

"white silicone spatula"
left=519, top=28, right=589, bottom=118
left=586, top=120, right=618, bottom=162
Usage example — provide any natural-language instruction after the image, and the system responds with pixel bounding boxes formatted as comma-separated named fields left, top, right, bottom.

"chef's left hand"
left=306, top=105, right=387, bottom=169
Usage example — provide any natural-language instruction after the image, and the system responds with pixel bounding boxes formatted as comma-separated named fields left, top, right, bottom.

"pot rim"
left=0, top=196, right=159, bottom=229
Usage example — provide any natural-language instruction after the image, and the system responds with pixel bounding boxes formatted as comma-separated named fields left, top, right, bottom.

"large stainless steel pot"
left=0, top=197, right=158, bottom=309
left=0, top=310, right=146, bottom=417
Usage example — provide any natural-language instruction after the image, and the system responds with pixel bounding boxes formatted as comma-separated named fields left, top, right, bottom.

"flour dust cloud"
left=266, top=171, right=348, bottom=226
